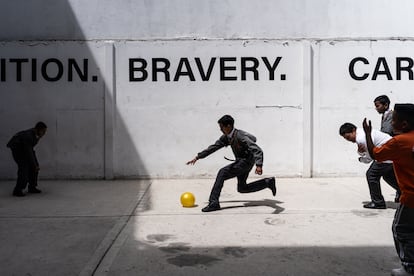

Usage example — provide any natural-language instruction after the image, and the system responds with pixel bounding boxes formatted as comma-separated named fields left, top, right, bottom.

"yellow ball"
left=180, top=192, right=195, bottom=207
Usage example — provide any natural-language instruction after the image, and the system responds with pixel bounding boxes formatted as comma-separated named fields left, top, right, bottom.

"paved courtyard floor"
left=0, top=177, right=401, bottom=275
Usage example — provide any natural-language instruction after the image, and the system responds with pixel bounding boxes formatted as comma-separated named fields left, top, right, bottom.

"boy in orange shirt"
left=363, top=103, right=414, bottom=276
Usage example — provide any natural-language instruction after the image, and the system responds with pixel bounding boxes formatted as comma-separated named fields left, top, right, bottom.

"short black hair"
left=374, top=95, right=390, bottom=106
left=35, top=121, right=47, bottom=130
left=394, top=104, right=414, bottom=128
left=218, top=115, right=234, bottom=127
left=339, top=122, right=356, bottom=136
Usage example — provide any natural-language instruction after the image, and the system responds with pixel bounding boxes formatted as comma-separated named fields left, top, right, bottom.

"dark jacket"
left=7, top=128, right=39, bottom=167
left=197, top=128, right=264, bottom=166
left=381, top=110, right=394, bottom=136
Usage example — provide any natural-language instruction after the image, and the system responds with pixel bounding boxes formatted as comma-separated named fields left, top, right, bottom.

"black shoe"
left=267, top=177, right=276, bottom=196
left=363, top=201, right=386, bottom=209
left=28, top=187, right=42, bottom=194
left=12, top=190, right=25, bottom=197
left=202, top=202, right=221, bottom=212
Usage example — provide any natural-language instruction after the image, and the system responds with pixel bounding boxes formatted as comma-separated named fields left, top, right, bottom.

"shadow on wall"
left=0, top=1, right=149, bottom=180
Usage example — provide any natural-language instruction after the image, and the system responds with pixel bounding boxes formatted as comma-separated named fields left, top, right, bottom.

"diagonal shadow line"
left=0, top=2, right=153, bottom=276
left=88, top=182, right=153, bottom=276
left=0, top=0, right=150, bottom=181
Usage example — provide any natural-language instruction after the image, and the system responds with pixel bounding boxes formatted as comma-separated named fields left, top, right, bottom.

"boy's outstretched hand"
left=186, top=157, right=198, bottom=165
left=255, top=166, right=263, bottom=175
left=357, top=143, right=366, bottom=153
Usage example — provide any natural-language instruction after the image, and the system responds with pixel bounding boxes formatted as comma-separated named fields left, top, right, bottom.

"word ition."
left=0, top=58, right=98, bottom=82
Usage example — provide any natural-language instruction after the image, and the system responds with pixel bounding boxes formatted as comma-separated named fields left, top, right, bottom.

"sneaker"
left=12, top=190, right=25, bottom=197
left=202, top=202, right=221, bottom=212
left=363, top=201, right=386, bottom=209
left=267, top=177, right=276, bottom=196
left=28, top=187, right=42, bottom=194
left=391, top=268, right=414, bottom=276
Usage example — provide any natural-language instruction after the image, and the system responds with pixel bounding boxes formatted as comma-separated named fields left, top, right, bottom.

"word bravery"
left=129, top=57, right=286, bottom=82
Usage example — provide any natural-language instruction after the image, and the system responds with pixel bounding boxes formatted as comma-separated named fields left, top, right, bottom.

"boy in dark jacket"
left=7, top=122, right=47, bottom=197
left=187, top=115, right=276, bottom=212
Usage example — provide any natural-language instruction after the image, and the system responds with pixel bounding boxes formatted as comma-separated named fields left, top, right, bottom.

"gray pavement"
left=0, top=177, right=401, bottom=276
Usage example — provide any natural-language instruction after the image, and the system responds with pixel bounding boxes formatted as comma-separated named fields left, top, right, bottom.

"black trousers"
left=208, top=159, right=269, bottom=204
left=366, top=161, right=400, bottom=204
left=11, top=150, right=38, bottom=192
left=393, top=204, right=414, bottom=273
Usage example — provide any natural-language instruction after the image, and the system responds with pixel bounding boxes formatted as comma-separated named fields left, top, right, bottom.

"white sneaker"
left=391, top=268, right=414, bottom=276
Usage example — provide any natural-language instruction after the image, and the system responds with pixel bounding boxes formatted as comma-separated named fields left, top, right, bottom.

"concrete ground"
left=0, top=177, right=402, bottom=276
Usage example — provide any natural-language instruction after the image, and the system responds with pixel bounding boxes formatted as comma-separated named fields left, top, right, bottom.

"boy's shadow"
left=218, top=199, right=285, bottom=214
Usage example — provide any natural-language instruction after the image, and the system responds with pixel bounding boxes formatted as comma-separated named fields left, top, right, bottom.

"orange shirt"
left=373, top=130, right=414, bottom=208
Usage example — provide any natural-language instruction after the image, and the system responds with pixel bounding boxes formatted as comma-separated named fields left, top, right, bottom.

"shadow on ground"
left=219, top=199, right=285, bottom=214
left=108, top=241, right=400, bottom=276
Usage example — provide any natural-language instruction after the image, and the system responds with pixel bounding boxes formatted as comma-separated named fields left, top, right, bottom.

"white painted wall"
left=114, top=40, right=305, bottom=178
left=313, top=41, right=414, bottom=176
left=1, top=1, right=414, bottom=179
left=1, top=0, right=414, bottom=40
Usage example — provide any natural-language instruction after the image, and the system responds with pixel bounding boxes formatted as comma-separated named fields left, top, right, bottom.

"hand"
left=362, top=118, right=372, bottom=134
left=186, top=157, right=198, bottom=165
left=357, top=143, right=366, bottom=153
left=255, top=166, right=263, bottom=175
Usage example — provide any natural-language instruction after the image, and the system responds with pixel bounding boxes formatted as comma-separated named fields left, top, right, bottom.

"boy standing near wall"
left=374, top=94, right=400, bottom=202
left=363, top=104, right=414, bottom=276
left=6, top=122, right=47, bottom=197
left=186, top=115, right=276, bottom=212
left=374, top=95, right=394, bottom=136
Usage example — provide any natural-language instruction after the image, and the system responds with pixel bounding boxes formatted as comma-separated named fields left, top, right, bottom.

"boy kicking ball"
left=186, top=115, right=276, bottom=212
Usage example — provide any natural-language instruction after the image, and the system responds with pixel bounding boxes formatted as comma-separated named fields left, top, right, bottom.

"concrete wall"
left=115, top=40, right=306, bottom=178
left=313, top=41, right=414, bottom=176
left=1, top=1, right=414, bottom=179
left=1, top=0, right=414, bottom=40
